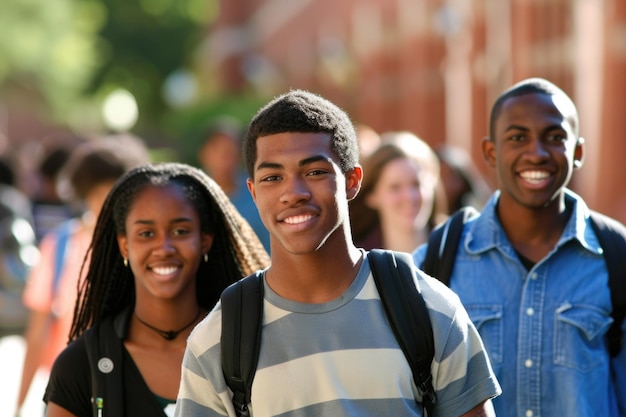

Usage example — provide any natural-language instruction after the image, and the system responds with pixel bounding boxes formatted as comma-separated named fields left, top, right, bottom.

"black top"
left=44, top=313, right=172, bottom=417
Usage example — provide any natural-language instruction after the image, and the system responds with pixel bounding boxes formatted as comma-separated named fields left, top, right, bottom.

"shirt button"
left=525, top=359, right=533, bottom=368
left=526, top=410, right=534, bottom=417
left=530, top=273, right=538, bottom=280
left=526, top=308, right=535, bottom=316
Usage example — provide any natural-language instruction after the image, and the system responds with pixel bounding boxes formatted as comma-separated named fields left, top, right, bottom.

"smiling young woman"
left=43, top=162, right=269, bottom=417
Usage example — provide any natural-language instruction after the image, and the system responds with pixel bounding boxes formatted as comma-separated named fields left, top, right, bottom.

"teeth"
left=152, top=266, right=178, bottom=276
left=283, top=214, right=313, bottom=224
left=520, top=171, right=550, bottom=180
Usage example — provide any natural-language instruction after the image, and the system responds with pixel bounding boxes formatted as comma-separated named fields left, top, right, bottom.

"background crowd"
left=2, top=2, right=626, bottom=416
left=2, top=96, right=494, bottom=415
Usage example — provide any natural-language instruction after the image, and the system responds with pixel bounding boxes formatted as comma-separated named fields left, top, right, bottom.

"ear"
left=201, top=233, right=215, bottom=255
left=117, top=234, right=128, bottom=260
left=482, top=136, right=496, bottom=168
left=573, top=137, right=585, bottom=169
left=246, top=177, right=256, bottom=202
left=345, top=165, right=363, bottom=201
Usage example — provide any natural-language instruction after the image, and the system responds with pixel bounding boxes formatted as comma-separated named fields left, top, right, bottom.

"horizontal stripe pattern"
left=176, top=253, right=500, bottom=417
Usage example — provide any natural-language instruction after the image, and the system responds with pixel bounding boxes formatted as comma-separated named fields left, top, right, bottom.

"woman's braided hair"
left=68, top=162, right=270, bottom=341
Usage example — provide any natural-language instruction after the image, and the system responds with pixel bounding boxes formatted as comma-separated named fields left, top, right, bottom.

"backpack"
left=0, top=202, right=38, bottom=335
left=84, top=312, right=125, bottom=417
left=51, top=219, right=78, bottom=292
left=46, top=219, right=78, bottom=320
left=221, top=249, right=436, bottom=417
left=83, top=308, right=175, bottom=417
left=421, top=206, right=626, bottom=357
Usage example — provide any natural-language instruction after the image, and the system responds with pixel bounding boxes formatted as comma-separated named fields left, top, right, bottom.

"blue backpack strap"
left=588, top=211, right=626, bottom=357
left=221, top=272, right=264, bottom=417
left=368, top=249, right=436, bottom=414
left=52, top=219, right=76, bottom=293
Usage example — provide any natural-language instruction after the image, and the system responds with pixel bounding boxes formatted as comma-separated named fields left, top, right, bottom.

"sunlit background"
left=1, top=0, right=625, bottom=222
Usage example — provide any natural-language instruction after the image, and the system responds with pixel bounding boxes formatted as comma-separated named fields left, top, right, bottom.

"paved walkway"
left=0, top=335, right=47, bottom=417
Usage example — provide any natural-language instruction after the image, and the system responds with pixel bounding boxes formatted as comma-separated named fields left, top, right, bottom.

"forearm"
left=17, top=311, right=51, bottom=407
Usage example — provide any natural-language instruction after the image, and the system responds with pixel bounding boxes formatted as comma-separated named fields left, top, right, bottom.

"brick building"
left=201, top=0, right=626, bottom=222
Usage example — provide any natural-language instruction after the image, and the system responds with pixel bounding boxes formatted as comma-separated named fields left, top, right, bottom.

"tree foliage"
left=0, top=0, right=103, bottom=114
left=0, top=0, right=218, bottom=135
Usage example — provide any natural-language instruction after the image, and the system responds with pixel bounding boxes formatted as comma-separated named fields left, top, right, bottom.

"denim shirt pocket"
left=553, top=304, right=613, bottom=372
left=465, top=305, right=503, bottom=364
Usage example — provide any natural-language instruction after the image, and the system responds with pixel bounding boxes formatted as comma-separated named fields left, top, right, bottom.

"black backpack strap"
left=421, top=206, right=478, bottom=285
left=368, top=249, right=436, bottom=414
left=221, top=272, right=264, bottom=417
left=588, top=211, right=626, bottom=357
left=84, top=315, right=125, bottom=417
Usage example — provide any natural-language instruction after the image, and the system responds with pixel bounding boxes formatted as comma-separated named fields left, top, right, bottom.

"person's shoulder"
left=187, top=303, right=223, bottom=355
left=49, top=335, right=89, bottom=386
left=415, top=269, right=463, bottom=315
left=588, top=209, right=626, bottom=230
left=46, top=335, right=92, bottom=415
left=54, top=335, right=88, bottom=366
left=567, top=189, right=626, bottom=236
left=0, top=184, right=32, bottom=218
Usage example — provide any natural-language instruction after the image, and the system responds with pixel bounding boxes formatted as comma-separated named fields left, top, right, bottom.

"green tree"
left=0, top=0, right=103, bottom=117
left=0, top=0, right=218, bottom=136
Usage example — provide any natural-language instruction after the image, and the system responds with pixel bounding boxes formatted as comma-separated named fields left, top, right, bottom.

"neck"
left=497, top=194, right=569, bottom=240
left=496, top=195, right=571, bottom=262
left=267, top=244, right=363, bottom=303
left=134, top=308, right=201, bottom=341
left=132, top=300, right=204, bottom=342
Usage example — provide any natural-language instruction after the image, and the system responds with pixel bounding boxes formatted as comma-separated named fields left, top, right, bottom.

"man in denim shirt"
left=413, top=78, right=626, bottom=417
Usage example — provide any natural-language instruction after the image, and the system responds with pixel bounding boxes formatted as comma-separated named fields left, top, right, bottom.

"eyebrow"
left=132, top=217, right=194, bottom=225
left=256, top=154, right=331, bottom=171
left=504, top=123, right=566, bottom=133
left=504, top=124, right=529, bottom=132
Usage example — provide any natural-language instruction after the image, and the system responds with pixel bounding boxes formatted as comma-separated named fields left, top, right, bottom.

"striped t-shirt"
left=175, top=253, right=500, bottom=417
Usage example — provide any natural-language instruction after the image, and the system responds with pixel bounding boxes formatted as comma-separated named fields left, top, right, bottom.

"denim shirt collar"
left=466, top=189, right=603, bottom=256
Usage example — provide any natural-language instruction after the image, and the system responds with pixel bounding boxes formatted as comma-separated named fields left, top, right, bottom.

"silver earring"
left=204, top=253, right=208, bottom=263
left=123, top=258, right=128, bottom=267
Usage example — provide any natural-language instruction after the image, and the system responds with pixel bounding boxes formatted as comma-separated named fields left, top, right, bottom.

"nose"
left=154, top=234, right=176, bottom=255
left=280, top=176, right=311, bottom=205
left=526, top=138, right=549, bottom=161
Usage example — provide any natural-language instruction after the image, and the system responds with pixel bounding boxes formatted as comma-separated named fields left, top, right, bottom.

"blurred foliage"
left=0, top=0, right=220, bottom=138
left=0, top=0, right=103, bottom=114
left=88, top=0, right=218, bottom=131
left=165, top=93, right=271, bottom=167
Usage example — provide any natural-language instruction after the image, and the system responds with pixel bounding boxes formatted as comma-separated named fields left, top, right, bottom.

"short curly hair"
left=489, top=77, right=579, bottom=140
left=243, top=90, right=359, bottom=177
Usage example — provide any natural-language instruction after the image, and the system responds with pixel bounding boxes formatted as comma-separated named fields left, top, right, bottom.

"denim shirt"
left=413, top=189, right=626, bottom=417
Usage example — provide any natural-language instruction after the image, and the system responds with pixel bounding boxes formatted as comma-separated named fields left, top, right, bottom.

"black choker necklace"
left=134, top=309, right=202, bottom=341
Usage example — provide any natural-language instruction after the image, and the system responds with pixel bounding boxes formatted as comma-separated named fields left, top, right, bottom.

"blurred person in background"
left=0, top=154, right=39, bottom=337
left=15, top=135, right=150, bottom=416
left=0, top=154, right=34, bottom=223
left=436, top=144, right=492, bottom=213
left=350, top=131, right=448, bottom=252
left=30, top=144, right=78, bottom=243
left=197, top=118, right=270, bottom=252
left=355, top=123, right=381, bottom=161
